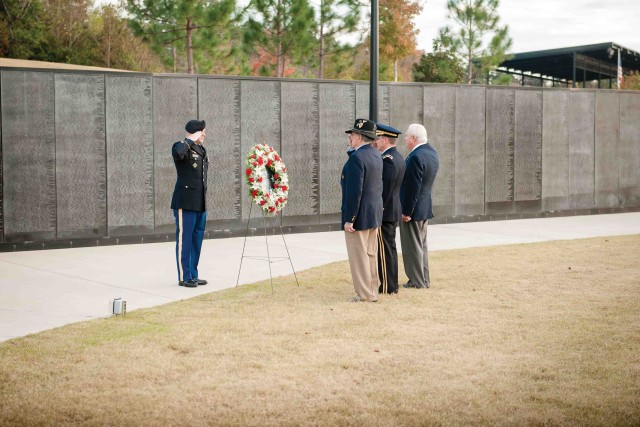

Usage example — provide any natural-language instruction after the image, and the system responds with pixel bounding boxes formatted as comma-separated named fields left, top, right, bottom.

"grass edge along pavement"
left=1, top=235, right=639, bottom=426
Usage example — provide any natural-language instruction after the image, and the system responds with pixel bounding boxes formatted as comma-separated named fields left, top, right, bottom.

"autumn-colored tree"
left=620, top=71, right=640, bottom=91
left=249, top=47, right=295, bottom=77
left=88, top=4, right=164, bottom=72
left=379, top=0, right=420, bottom=82
left=438, top=0, right=512, bottom=84
left=244, top=0, right=315, bottom=78
left=45, top=0, right=100, bottom=64
left=0, top=0, right=51, bottom=59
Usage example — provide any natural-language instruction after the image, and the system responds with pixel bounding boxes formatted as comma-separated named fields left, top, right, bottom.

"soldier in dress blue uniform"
left=373, top=123, right=406, bottom=294
left=341, top=118, right=383, bottom=302
left=400, top=123, right=439, bottom=289
left=171, top=119, right=209, bottom=288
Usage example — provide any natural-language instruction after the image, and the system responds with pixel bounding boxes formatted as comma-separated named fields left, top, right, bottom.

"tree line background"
left=3, top=0, right=638, bottom=88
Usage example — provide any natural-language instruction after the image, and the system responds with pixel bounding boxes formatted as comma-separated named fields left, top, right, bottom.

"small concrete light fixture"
left=111, top=298, right=127, bottom=316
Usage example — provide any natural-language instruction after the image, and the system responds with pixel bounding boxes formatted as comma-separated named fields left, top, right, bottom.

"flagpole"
left=370, top=0, right=379, bottom=122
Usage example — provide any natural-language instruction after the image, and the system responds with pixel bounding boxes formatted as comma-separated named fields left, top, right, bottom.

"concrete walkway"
left=1, top=212, right=639, bottom=342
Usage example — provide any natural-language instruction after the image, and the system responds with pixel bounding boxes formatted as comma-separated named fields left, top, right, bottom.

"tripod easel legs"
left=235, top=203, right=299, bottom=292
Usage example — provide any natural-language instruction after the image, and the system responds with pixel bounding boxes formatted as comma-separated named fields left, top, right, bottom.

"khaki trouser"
left=345, top=228, right=379, bottom=301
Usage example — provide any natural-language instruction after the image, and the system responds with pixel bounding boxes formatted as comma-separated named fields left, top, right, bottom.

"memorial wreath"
left=244, top=144, right=289, bottom=215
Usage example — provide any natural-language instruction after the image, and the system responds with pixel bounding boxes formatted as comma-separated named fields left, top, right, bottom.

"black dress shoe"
left=179, top=280, right=198, bottom=288
left=195, top=279, right=207, bottom=286
left=403, top=282, right=420, bottom=289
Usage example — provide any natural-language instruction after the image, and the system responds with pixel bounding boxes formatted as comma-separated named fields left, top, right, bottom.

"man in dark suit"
left=341, top=118, right=383, bottom=302
left=399, top=123, right=439, bottom=289
left=374, top=123, right=406, bottom=294
left=171, top=119, right=209, bottom=288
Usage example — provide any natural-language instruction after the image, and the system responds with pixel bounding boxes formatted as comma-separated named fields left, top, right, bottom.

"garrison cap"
left=375, top=123, right=402, bottom=138
left=185, top=119, right=206, bottom=133
left=345, top=118, right=377, bottom=139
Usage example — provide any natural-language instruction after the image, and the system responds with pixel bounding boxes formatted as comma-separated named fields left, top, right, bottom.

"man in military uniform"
left=341, top=118, right=383, bottom=302
left=400, top=123, right=439, bottom=289
left=373, top=123, right=406, bottom=294
left=171, top=119, right=209, bottom=288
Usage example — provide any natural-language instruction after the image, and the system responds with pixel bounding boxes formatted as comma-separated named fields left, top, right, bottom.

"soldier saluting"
left=171, top=119, right=209, bottom=288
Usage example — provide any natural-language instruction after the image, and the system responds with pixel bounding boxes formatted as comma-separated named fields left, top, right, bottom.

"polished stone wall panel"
left=281, top=81, right=319, bottom=217
left=542, top=91, right=570, bottom=211
left=198, top=78, right=241, bottom=221
left=620, top=92, right=640, bottom=206
left=0, top=76, right=2, bottom=243
left=389, top=85, right=423, bottom=159
left=319, top=83, right=355, bottom=215
left=153, top=77, right=198, bottom=232
left=1, top=71, right=56, bottom=241
left=55, top=74, right=106, bottom=239
left=568, top=91, right=595, bottom=209
left=424, top=85, right=455, bottom=217
left=106, top=76, right=154, bottom=235
left=355, top=84, right=390, bottom=125
left=2, top=71, right=640, bottom=250
left=594, top=91, right=620, bottom=207
left=240, top=80, right=280, bottom=220
left=514, top=90, right=543, bottom=206
left=485, top=89, right=514, bottom=209
left=455, top=86, right=486, bottom=215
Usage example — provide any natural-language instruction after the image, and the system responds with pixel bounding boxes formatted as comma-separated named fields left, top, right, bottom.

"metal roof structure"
left=497, top=42, right=640, bottom=87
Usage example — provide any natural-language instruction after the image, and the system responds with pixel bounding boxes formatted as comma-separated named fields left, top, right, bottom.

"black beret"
left=185, top=119, right=206, bottom=133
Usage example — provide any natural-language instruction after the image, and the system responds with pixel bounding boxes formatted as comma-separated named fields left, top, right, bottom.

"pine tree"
left=244, top=0, right=316, bottom=78
left=126, top=0, right=238, bottom=74
left=315, top=0, right=360, bottom=79
left=438, top=0, right=512, bottom=84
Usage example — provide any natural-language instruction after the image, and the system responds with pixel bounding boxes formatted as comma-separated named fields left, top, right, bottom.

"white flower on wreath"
left=244, top=144, right=289, bottom=215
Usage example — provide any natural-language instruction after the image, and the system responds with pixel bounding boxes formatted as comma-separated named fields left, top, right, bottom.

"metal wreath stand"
left=235, top=149, right=299, bottom=293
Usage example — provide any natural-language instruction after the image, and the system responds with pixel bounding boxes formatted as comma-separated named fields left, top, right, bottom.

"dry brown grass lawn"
left=1, top=235, right=640, bottom=426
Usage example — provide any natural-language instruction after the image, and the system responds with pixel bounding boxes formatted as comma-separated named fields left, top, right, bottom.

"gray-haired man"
left=399, top=123, right=439, bottom=289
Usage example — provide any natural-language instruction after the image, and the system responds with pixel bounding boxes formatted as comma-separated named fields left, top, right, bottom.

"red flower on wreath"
left=244, top=143, right=289, bottom=215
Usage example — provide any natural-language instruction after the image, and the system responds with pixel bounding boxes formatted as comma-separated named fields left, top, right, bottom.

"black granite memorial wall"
left=0, top=68, right=639, bottom=251
left=620, top=93, right=640, bottom=206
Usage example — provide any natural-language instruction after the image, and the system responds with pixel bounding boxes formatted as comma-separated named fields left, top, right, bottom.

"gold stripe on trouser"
left=178, top=209, right=184, bottom=281
left=377, top=226, right=387, bottom=294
